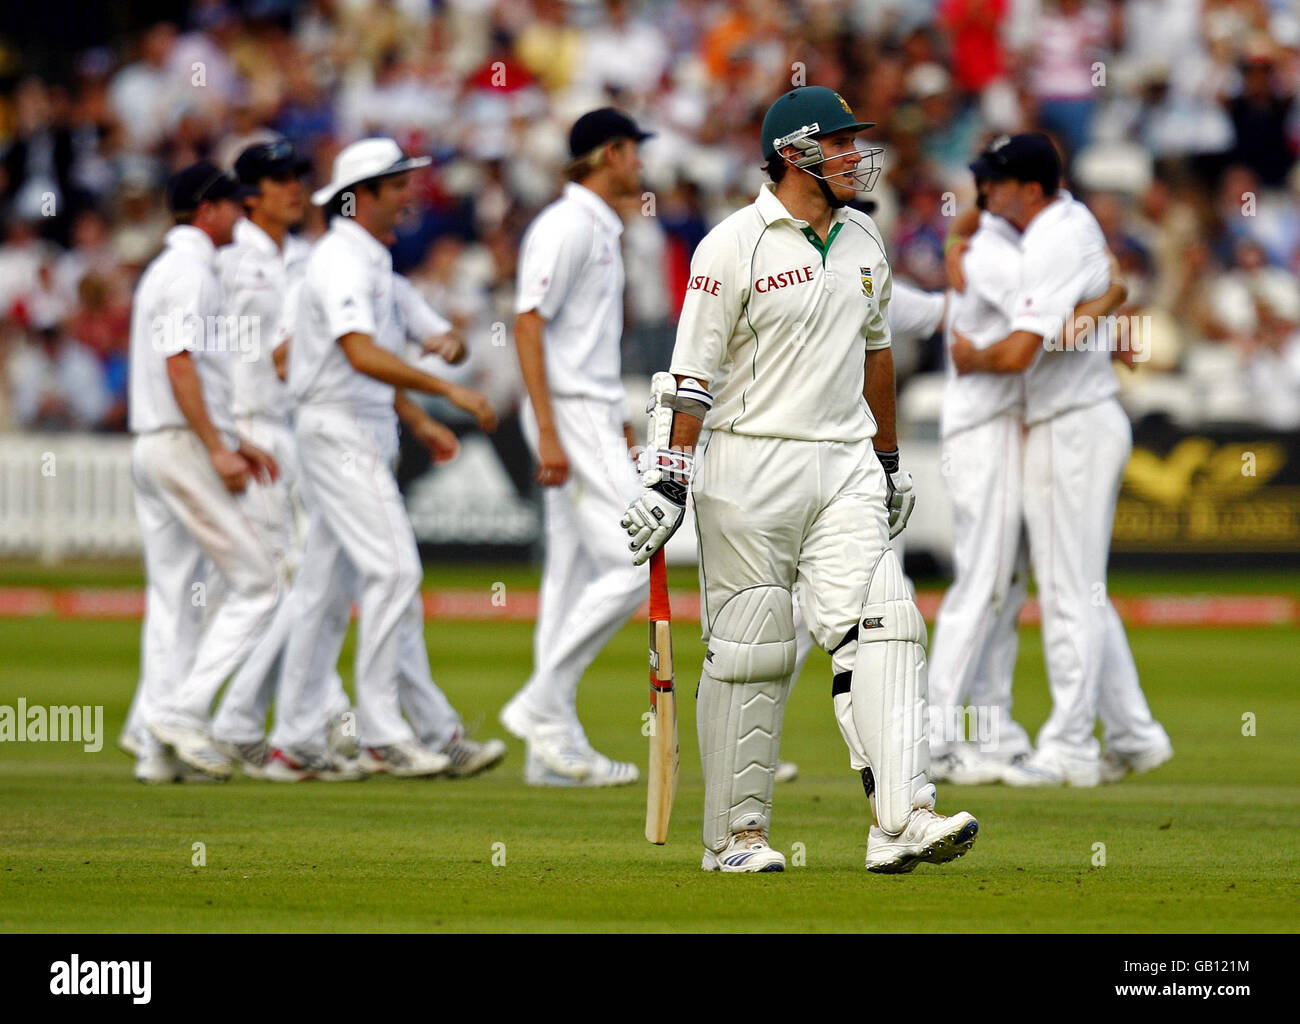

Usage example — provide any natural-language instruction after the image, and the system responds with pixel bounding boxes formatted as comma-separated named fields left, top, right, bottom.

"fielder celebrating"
left=623, top=87, right=977, bottom=873
left=127, top=161, right=281, bottom=782
left=201, top=139, right=353, bottom=775
left=950, top=133, right=1172, bottom=786
left=500, top=108, right=653, bottom=787
left=267, top=137, right=502, bottom=778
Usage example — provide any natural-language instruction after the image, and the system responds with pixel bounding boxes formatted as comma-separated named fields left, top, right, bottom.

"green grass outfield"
left=0, top=566, right=1297, bottom=932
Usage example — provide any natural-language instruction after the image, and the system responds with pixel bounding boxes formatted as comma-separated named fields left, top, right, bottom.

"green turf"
left=2, top=569, right=1298, bottom=934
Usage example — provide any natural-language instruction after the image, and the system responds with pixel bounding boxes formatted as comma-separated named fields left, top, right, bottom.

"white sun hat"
left=311, top=137, right=432, bottom=206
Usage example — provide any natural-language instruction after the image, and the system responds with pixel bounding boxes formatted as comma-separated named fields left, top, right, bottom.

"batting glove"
left=621, top=486, right=685, bottom=566
left=876, top=448, right=916, bottom=539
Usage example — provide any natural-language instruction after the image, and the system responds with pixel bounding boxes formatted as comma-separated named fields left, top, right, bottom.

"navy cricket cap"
left=977, top=133, right=1062, bottom=193
left=166, top=160, right=255, bottom=213
left=234, top=139, right=312, bottom=190
left=568, top=108, right=654, bottom=160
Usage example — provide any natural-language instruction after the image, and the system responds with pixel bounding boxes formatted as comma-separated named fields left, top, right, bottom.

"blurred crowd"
left=2, top=0, right=1299, bottom=434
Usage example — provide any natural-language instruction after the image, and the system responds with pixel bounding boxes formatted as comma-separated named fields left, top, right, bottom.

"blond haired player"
left=623, top=87, right=978, bottom=873
left=500, top=108, right=654, bottom=787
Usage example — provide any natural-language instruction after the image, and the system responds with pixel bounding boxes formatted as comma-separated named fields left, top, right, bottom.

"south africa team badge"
left=860, top=266, right=873, bottom=297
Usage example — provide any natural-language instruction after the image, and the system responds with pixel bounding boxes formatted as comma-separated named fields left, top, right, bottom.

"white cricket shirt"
left=218, top=218, right=311, bottom=422
left=391, top=273, right=452, bottom=348
left=128, top=225, right=235, bottom=440
left=515, top=182, right=626, bottom=404
left=890, top=279, right=946, bottom=344
left=1010, top=192, right=1118, bottom=424
left=941, top=211, right=1026, bottom=438
left=289, top=216, right=398, bottom=422
left=670, top=183, right=892, bottom=443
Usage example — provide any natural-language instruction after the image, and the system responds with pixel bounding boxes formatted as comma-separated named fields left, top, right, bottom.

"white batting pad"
left=697, top=585, right=796, bottom=852
left=850, top=547, right=932, bottom=835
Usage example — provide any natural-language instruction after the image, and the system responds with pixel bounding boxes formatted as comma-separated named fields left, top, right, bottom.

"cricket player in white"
left=783, top=276, right=948, bottom=784
left=127, top=161, right=282, bottom=782
left=930, top=148, right=1139, bottom=784
left=190, top=140, right=354, bottom=776
left=951, top=133, right=1172, bottom=786
left=500, top=108, right=654, bottom=787
left=623, top=87, right=977, bottom=873
left=267, top=137, right=503, bottom=779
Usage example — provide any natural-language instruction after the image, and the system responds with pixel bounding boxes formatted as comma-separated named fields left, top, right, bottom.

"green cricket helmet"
left=761, top=86, right=883, bottom=195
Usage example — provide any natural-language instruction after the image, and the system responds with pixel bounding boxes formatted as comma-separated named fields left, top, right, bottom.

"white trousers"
left=1024, top=399, right=1168, bottom=763
left=210, top=416, right=349, bottom=745
left=130, top=429, right=280, bottom=735
left=927, top=414, right=1034, bottom=760
left=269, top=406, right=458, bottom=751
left=512, top=395, right=647, bottom=729
left=694, top=431, right=890, bottom=666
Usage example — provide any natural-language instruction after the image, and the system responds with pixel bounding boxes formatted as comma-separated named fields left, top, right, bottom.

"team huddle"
left=122, top=85, right=1170, bottom=875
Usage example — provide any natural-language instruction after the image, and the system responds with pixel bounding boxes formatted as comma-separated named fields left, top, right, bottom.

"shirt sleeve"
left=864, top=251, right=893, bottom=351
left=155, top=260, right=209, bottom=358
left=392, top=274, right=452, bottom=340
left=887, top=278, right=944, bottom=344
left=1009, top=237, right=1082, bottom=339
left=668, top=227, right=743, bottom=384
left=515, top=210, right=589, bottom=320
left=314, top=248, right=376, bottom=342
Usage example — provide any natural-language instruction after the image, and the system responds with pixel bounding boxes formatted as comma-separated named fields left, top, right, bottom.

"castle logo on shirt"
left=753, top=265, right=814, bottom=293
left=860, top=267, right=872, bottom=296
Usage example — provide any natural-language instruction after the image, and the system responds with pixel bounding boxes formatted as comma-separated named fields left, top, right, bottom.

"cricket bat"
left=645, top=548, right=678, bottom=844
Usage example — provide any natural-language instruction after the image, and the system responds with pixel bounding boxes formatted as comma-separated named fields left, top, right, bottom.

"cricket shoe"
left=264, top=746, right=366, bottom=782
left=523, top=745, right=639, bottom=787
left=931, top=747, right=1005, bottom=785
left=435, top=732, right=507, bottom=778
left=702, top=830, right=786, bottom=872
left=148, top=719, right=232, bottom=780
left=118, top=726, right=148, bottom=759
left=133, top=750, right=225, bottom=784
left=215, top=738, right=271, bottom=780
left=358, top=740, right=450, bottom=778
left=865, top=808, right=979, bottom=873
left=775, top=760, right=799, bottom=783
left=1001, top=750, right=1100, bottom=788
left=1099, top=741, right=1174, bottom=784
left=500, top=698, right=590, bottom=780
left=327, top=709, right=359, bottom=760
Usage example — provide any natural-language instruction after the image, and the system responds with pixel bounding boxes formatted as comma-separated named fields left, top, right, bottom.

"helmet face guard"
left=772, top=122, right=883, bottom=195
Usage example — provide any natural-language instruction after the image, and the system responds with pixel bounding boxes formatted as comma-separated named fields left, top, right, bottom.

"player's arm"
left=394, top=389, right=460, bottom=464
left=165, top=351, right=271, bottom=492
left=337, top=332, right=497, bottom=432
left=514, top=309, right=569, bottom=486
left=622, top=229, right=736, bottom=564
left=393, top=273, right=466, bottom=364
left=272, top=340, right=289, bottom=381
left=949, top=328, right=1042, bottom=375
left=944, top=205, right=982, bottom=292
left=863, top=261, right=914, bottom=538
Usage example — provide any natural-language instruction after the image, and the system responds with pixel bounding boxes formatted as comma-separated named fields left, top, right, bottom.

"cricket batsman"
left=621, top=87, right=978, bottom=873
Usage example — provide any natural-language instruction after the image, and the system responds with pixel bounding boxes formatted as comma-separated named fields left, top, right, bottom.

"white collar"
left=233, top=217, right=281, bottom=258
left=164, top=225, right=217, bottom=259
left=755, top=182, right=850, bottom=228
left=564, top=182, right=624, bottom=236
left=329, top=216, right=393, bottom=263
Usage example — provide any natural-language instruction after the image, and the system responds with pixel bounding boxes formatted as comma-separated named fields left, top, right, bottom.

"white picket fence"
left=0, top=434, right=141, bottom=560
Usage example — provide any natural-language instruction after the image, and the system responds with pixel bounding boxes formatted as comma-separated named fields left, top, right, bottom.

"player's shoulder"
left=840, top=207, right=890, bottom=258
left=693, top=203, right=763, bottom=265
left=305, top=227, right=362, bottom=278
